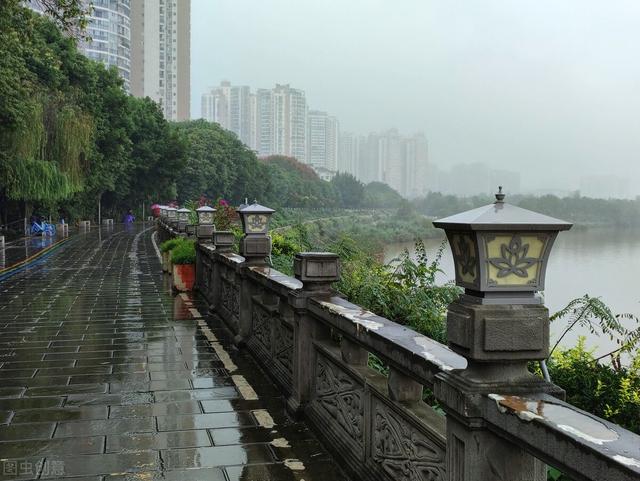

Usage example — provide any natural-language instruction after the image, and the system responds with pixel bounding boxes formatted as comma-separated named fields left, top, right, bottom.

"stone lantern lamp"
left=159, top=206, right=167, bottom=222
left=196, top=205, right=216, bottom=241
left=177, top=207, right=191, bottom=233
left=166, top=207, right=177, bottom=229
left=433, top=187, right=572, bottom=375
left=237, top=202, right=275, bottom=263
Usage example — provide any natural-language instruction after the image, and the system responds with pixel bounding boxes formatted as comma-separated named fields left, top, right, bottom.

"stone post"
left=196, top=223, right=215, bottom=243
left=237, top=243, right=271, bottom=344
left=287, top=252, right=340, bottom=417
left=434, top=300, right=558, bottom=480
left=210, top=232, right=235, bottom=313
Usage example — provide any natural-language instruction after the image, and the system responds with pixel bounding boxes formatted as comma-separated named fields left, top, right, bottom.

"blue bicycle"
left=30, top=221, right=56, bottom=237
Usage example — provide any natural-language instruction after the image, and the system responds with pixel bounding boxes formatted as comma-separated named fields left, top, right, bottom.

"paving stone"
left=0, top=436, right=105, bottom=457
left=109, top=401, right=202, bottom=418
left=0, top=422, right=55, bottom=441
left=225, top=461, right=351, bottom=481
left=40, top=452, right=159, bottom=478
left=106, top=430, right=211, bottom=452
left=0, top=397, right=63, bottom=411
left=161, top=444, right=275, bottom=469
left=107, top=468, right=226, bottom=481
left=157, top=412, right=257, bottom=431
left=11, top=406, right=108, bottom=423
left=54, top=418, right=156, bottom=438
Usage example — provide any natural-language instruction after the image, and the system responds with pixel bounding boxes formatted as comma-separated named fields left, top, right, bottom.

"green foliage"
left=259, top=155, right=337, bottom=208
left=547, top=338, right=640, bottom=434
left=159, top=238, right=183, bottom=253
left=331, top=172, right=364, bottom=208
left=26, top=0, right=92, bottom=38
left=337, top=240, right=461, bottom=342
left=550, top=295, right=640, bottom=361
left=173, top=120, right=268, bottom=206
left=0, top=5, right=187, bottom=223
left=212, top=199, right=237, bottom=231
left=363, top=182, right=405, bottom=208
left=170, top=239, right=196, bottom=265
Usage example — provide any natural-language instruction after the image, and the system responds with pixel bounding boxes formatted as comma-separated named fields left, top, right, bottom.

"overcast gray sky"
left=191, top=0, right=640, bottom=194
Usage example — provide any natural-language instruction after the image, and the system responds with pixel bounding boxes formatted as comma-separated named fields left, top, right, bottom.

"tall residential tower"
left=130, top=0, right=191, bottom=120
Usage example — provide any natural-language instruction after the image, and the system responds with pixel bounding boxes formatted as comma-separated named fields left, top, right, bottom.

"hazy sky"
left=191, top=0, right=640, bottom=194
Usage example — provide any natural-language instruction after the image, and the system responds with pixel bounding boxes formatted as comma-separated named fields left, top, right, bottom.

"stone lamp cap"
left=196, top=205, right=216, bottom=212
left=237, top=202, right=275, bottom=214
left=433, top=188, right=572, bottom=232
left=177, top=207, right=191, bottom=213
left=166, top=206, right=177, bottom=211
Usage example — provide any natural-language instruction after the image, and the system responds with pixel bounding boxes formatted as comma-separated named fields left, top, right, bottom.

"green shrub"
left=160, top=238, right=183, bottom=253
left=170, top=239, right=196, bottom=265
left=546, top=338, right=640, bottom=434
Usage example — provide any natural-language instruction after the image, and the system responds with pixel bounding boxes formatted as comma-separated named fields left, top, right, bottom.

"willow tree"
left=0, top=4, right=94, bottom=221
left=0, top=96, right=93, bottom=218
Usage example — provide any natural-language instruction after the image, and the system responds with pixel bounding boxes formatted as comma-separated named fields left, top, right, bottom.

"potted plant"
left=171, top=239, right=196, bottom=292
left=159, top=238, right=182, bottom=273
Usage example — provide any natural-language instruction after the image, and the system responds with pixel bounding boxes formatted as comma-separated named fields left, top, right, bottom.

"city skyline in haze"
left=191, top=0, right=640, bottom=197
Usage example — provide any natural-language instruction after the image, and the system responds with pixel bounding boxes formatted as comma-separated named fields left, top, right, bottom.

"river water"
left=384, top=227, right=640, bottom=357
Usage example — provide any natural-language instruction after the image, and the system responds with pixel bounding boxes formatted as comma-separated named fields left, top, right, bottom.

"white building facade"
left=130, top=0, right=191, bottom=120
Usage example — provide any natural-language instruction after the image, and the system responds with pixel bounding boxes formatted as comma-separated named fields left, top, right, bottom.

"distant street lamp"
left=238, top=202, right=275, bottom=236
left=237, top=202, right=275, bottom=263
left=196, top=205, right=216, bottom=241
left=166, top=207, right=177, bottom=229
left=177, top=207, right=191, bottom=233
left=433, top=187, right=572, bottom=305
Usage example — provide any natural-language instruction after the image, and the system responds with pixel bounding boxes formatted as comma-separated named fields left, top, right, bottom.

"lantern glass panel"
left=199, top=211, right=214, bottom=224
left=245, top=214, right=269, bottom=234
left=168, top=209, right=176, bottom=219
left=451, top=233, right=478, bottom=285
left=178, top=211, right=189, bottom=222
left=481, top=233, right=549, bottom=288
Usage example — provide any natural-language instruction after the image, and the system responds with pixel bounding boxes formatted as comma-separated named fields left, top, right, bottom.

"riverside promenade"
left=0, top=225, right=347, bottom=480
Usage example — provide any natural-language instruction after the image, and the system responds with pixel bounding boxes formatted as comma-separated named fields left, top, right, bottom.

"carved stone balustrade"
left=187, top=234, right=640, bottom=481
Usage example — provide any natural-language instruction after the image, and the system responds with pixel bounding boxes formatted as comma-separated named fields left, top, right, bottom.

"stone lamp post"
left=166, top=207, right=177, bottom=230
left=432, top=186, right=572, bottom=375
left=159, top=206, right=167, bottom=224
left=196, top=206, right=216, bottom=241
left=432, top=187, right=572, bottom=480
left=177, top=207, right=191, bottom=233
left=237, top=202, right=274, bottom=264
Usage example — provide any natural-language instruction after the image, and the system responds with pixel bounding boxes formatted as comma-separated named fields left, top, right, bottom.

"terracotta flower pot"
left=172, top=263, right=195, bottom=292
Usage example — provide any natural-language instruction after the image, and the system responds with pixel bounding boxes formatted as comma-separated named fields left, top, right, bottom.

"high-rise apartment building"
left=29, top=0, right=132, bottom=91
left=272, top=84, right=307, bottom=163
left=307, top=111, right=339, bottom=171
left=130, top=0, right=191, bottom=120
left=201, top=81, right=252, bottom=145
left=402, top=133, right=429, bottom=198
left=341, top=130, right=429, bottom=197
left=255, top=89, right=274, bottom=155
left=338, top=132, right=359, bottom=176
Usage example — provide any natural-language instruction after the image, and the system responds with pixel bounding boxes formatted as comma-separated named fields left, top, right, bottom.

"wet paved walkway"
left=0, top=225, right=348, bottom=480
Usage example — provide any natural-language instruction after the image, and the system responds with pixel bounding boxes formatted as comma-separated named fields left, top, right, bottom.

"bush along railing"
left=188, top=196, right=640, bottom=481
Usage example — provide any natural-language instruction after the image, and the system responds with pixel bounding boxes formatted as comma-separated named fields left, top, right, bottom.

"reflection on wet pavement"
left=0, top=225, right=348, bottom=480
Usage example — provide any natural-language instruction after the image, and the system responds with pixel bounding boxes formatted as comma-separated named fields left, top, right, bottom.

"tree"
left=173, top=120, right=268, bottom=205
left=363, top=182, right=404, bottom=208
left=331, top=173, right=364, bottom=208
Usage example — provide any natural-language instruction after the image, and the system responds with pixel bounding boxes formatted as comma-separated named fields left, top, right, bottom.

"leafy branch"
left=549, top=294, right=640, bottom=366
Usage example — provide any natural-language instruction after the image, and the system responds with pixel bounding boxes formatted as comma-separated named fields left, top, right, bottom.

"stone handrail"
left=157, top=219, right=640, bottom=481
